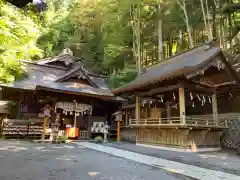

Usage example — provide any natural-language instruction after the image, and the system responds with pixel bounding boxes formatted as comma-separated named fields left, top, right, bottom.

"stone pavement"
left=74, top=141, right=240, bottom=180
left=0, top=140, right=194, bottom=180
left=103, top=142, right=240, bottom=176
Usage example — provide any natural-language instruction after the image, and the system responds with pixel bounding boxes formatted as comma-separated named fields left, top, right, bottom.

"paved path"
left=74, top=142, right=240, bottom=180
left=104, top=142, right=240, bottom=176
left=0, top=140, right=193, bottom=180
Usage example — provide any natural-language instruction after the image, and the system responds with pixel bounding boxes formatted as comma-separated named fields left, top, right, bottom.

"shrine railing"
left=129, top=116, right=228, bottom=128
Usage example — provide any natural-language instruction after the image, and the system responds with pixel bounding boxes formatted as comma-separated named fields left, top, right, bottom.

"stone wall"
left=120, top=128, right=136, bottom=142
left=221, top=116, right=240, bottom=149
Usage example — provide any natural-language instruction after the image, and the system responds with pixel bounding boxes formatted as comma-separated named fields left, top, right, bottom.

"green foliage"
left=0, top=0, right=43, bottom=83
left=0, top=0, right=239, bottom=87
left=57, top=135, right=68, bottom=142
left=94, top=136, right=104, bottom=143
left=108, top=68, right=138, bottom=89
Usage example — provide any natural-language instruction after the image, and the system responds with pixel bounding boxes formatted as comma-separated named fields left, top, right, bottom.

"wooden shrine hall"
left=0, top=49, right=123, bottom=139
left=113, top=41, right=240, bottom=152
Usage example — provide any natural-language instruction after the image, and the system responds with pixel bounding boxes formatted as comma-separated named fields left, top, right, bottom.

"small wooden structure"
left=113, top=41, right=240, bottom=152
left=0, top=49, right=123, bottom=139
left=112, top=111, right=123, bottom=141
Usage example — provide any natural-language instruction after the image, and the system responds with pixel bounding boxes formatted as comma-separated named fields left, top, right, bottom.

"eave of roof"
left=112, top=42, right=230, bottom=95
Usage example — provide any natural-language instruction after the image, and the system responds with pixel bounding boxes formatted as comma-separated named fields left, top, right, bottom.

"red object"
left=66, top=127, right=79, bottom=138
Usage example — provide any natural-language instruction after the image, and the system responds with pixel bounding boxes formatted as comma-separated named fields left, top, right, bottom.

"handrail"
left=120, top=113, right=240, bottom=128
left=129, top=116, right=227, bottom=128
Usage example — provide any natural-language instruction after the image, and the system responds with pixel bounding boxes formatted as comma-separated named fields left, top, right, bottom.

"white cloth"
left=56, top=102, right=92, bottom=113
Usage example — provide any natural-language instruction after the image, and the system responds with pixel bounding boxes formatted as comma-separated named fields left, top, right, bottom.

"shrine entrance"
left=55, top=101, right=92, bottom=139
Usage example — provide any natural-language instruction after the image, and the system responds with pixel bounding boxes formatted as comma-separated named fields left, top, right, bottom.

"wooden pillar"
left=73, top=102, right=77, bottom=128
left=166, top=101, right=171, bottom=120
left=135, top=96, right=141, bottom=121
left=0, top=87, right=2, bottom=100
left=88, top=114, right=93, bottom=139
left=42, top=116, right=48, bottom=142
left=125, top=109, right=128, bottom=126
left=18, top=91, right=23, bottom=119
left=212, top=92, right=218, bottom=125
left=178, top=88, right=186, bottom=124
left=117, top=120, right=120, bottom=142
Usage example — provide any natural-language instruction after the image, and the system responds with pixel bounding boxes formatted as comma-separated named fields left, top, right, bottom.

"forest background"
left=0, top=0, right=239, bottom=88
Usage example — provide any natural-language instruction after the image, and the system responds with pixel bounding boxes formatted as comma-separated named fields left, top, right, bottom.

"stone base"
left=136, top=143, right=221, bottom=153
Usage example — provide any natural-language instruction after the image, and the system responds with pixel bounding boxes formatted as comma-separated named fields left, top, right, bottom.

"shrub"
left=57, top=135, right=68, bottom=143
left=94, top=136, right=103, bottom=143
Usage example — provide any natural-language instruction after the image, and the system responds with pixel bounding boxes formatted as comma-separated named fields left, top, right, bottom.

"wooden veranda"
left=113, top=41, right=240, bottom=152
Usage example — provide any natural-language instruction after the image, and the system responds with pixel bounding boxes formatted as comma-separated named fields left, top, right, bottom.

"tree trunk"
left=176, top=0, right=194, bottom=48
left=177, top=29, right=183, bottom=53
left=158, top=3, right=163, bottom=61
left=212, top=1, right=217, bottom=38
left=200, top=0, right=211, bottom=41
left=228, top=13, right=233, bottom=48
left=168, top=39, right=173, bottom=57
left=136, top=1, right=141, bottom=75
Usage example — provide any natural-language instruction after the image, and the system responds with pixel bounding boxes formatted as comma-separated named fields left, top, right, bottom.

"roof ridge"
left=55, top=66, right=82, bottom=82
left=55, top=64, right=99, bottom=88
left=141, top=42, right=213, bottom=75
left=21, top=60, right=67, bottom=70
left=34, top=53, right=75, bottom=65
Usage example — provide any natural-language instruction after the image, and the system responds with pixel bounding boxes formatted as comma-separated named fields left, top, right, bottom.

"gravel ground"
left=0, top=140, right=196, bottom=180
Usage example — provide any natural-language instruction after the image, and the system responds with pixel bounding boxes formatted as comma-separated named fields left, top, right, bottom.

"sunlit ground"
left=0, top=140, right=194, bottom=180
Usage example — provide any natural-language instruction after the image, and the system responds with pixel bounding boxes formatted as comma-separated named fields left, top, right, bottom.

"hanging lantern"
left=192, top=102, right=195, bottom=108
left=70, top=111, right=73, bottom=115
left=76, top=112, right=80, bottom=116
left=173, top=92, right=176, bottom=100
left=190, top=92, right=193, bottom=100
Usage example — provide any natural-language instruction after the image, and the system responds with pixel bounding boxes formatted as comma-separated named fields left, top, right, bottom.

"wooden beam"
left=190, top=80, right=236, bottom=88
left=183, top=80, right=215, bottom=93
left=179, top=88, right=186, bottom=124
left=138, top=84, right=182, bottom=97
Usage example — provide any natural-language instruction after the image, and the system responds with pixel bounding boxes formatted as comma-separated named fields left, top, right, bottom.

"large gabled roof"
left=113, top=41, right=240, bottom=95
left=0, top=49, right=125, bottom=101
